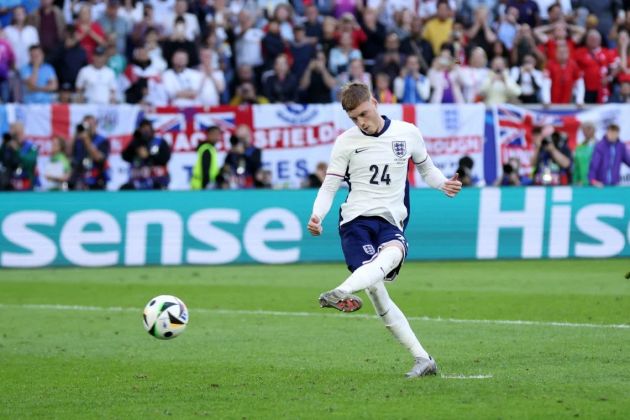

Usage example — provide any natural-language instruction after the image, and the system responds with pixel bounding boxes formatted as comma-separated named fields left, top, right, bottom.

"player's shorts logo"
left=362, top=244, right=376, bottom=255
left=392, top=141, right=407, bottom=158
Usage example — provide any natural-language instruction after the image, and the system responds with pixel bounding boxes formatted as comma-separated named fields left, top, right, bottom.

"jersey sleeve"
left=410, top=126, right=429, bottom=165
left=310, top=134, right=350, bottom=221
left=326, top=134, right=351, bottom=178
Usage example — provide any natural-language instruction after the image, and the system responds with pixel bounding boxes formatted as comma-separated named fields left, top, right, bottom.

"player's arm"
left=307, top=140, right=349, bottom=236
left=411, top=128, right=462, bottom=197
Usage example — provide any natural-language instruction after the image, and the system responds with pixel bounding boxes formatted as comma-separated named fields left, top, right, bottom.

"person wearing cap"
left=75, top=45, right=117, bottom=103
left=191, top=126, right=221, bottom=190
left=588, top=123, right=630, bottom=187
left=573, top=121, right=597, bottom=186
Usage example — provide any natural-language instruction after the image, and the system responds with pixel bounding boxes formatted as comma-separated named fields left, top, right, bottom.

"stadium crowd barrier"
left=1, top=187, right=629, bottom=268
left=2, top=102, right=630, bottom=190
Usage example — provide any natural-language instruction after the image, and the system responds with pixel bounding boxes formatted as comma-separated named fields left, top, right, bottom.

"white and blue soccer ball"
left=143, top=295, right=189, bottom=340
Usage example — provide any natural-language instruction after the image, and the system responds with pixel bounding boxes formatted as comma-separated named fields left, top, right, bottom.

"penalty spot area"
left=440, top=374, right=493, bottom=380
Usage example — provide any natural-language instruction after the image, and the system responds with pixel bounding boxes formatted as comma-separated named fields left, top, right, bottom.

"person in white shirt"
left=234, top=10, right=264, bottom=68
left=480, top=56, right=522, bottom=105
left=462, top=47, right=490, bottom=103
left=75, top=46, right=118, bottom=104
left=4, top=6, right=40, bottom=70
left=163, top=0, right=200, bottom=42
left=162, top=49, right=203, bottom=106
left=307, top=81, right=461, bottom=378
left=509, top=53, right=544, bottom=103
left=197, top=46, right=226, bottom=106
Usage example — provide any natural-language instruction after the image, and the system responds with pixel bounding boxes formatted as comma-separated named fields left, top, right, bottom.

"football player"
left=307, top=81, right=462, bottom=378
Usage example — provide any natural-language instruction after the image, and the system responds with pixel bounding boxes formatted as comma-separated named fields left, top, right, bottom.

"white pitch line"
left=0, top=303, right=628, bottom=330
left=440, top=374, right=493, bottom=380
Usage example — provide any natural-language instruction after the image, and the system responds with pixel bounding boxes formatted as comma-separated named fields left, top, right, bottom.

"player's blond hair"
left=340, top=82, right=372, bottom=112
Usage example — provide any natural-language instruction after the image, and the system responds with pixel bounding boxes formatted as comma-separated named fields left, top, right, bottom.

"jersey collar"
left=360, top=115, right=391, bottom=138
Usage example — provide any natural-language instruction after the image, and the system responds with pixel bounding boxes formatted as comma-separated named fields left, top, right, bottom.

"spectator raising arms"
left=542, top=40, right=585, bottom=105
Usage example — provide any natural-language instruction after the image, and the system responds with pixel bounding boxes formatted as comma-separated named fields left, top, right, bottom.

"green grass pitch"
left=1, top=259, right=629, bottom=419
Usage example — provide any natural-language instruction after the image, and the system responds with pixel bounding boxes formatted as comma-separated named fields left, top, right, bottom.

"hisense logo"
left=477, top=188, right=629, bottom=258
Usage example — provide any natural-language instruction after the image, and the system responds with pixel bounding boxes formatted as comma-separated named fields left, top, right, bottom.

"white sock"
left=366, top=281, right=429, bottom=359
left=337, top=246, right=403, bottom=294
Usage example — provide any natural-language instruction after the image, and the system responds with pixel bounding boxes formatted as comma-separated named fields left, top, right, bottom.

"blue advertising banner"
left=1, top=187, right=629, bottom=268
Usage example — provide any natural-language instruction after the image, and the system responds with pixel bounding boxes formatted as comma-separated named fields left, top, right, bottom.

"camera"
left=503, top=163, right=514, bottom=174
left=541, top=131, right=567, bottom=149
left=76, top=123, right=86, bottom=133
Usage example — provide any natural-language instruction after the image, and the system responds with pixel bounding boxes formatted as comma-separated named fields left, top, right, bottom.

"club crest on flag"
left=392, top=140, right=406, bottom=158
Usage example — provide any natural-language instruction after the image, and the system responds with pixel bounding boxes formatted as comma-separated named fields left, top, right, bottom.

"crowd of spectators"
left=0, top=0, right=628, bottom=106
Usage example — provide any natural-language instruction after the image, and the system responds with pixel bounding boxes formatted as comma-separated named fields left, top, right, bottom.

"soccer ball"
left=143, top=295, right=189, bottom=340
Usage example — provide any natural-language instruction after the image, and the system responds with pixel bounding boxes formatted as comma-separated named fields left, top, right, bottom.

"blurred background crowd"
left=1, top=0, right=630, bottom=192
left=0, top=0, right=629, bottom=106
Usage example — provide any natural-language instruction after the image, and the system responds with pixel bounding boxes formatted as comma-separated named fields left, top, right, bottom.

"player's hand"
left=442, top=173, right=462, bottom=198
left=307, top=214, right=323, bottom=236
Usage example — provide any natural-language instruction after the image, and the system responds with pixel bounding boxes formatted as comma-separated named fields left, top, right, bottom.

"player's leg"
left=366, top=280, right=437, bottom=377
left=335, top=243, right=404, bottom=294
left=319, top=218, right=375, bottom=312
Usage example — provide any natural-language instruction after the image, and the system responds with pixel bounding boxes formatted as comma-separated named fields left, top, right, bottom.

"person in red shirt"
left=336, top=13, right=367, bottom=50
left=534, top=21, right=584, bottom=60
left=543, top=40, right=584, bottom=104
left=75, top=4, right=107, bottom=63
left=574, top=29, right=619, bottom=103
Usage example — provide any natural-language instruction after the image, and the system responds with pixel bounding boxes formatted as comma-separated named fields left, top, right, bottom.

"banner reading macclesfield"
left=1, top=187, right=629, bottom=268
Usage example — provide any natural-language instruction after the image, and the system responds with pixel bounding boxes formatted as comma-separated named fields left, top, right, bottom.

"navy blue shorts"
left=339, top=216, right=408, bottom=280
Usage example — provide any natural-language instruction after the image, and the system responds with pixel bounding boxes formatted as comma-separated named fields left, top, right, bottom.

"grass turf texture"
left=1, top=259, right=629, bottom=419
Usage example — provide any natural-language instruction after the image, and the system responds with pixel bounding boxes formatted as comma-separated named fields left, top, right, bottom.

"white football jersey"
left=326, top=118, right=429, bottom=230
